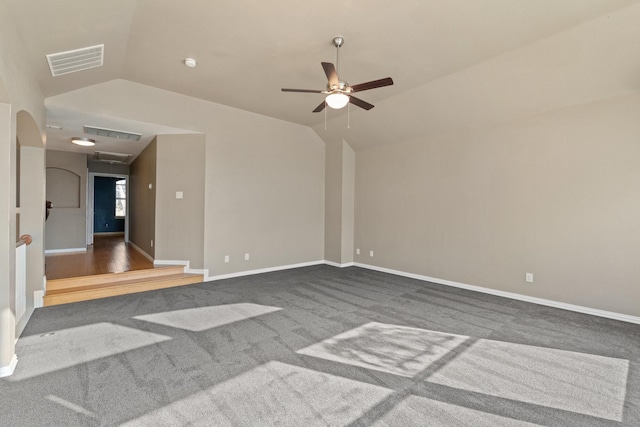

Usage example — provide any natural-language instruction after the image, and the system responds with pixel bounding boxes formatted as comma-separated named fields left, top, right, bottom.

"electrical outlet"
left=244, top=253, right=250, bottom=261
left=525, top=273, right=533, bottom=283
left=150, top=240, right=153, bottom=248
left=356, top=248, right=360, bottom=255
left=370, top=250, right=374, bottom=257
left=224, top=255, right=229, bottom=263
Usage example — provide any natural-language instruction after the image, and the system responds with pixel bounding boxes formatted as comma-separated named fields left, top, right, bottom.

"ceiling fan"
left=282, top=36, right=394, bottom=113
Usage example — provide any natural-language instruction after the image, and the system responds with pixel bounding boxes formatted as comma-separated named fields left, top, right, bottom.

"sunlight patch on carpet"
left=133, top=303, right=282, bottom=331
left=120, top=361, right=393, bottom=426
left=428, top=339, right=629, bottom=421
left=297, top=322, right=468, bottom=377
left=11, top=323, right=170, bottom=380
left=373, top=395, right=540, bottom=426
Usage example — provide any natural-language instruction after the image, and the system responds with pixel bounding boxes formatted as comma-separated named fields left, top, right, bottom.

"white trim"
left=153, top=259, right=209, bottom=277
left=354, top=263, right=640, bottom=325
left=93, top=231, right=125, bottom=237
left=207, top=260, right=325, bottom=281
left=324, top=260, right=355, bottom=268
left=129, top=241, right=154, bottom=263
left=0, top=355, right=18, bottom=378
left=187, top=268, right=210, bottom=277
left=45, top=248, right=87, bottom=254
left=154, top=259, right=189, bottom=268
left=34, top=290, right=44, bottom=309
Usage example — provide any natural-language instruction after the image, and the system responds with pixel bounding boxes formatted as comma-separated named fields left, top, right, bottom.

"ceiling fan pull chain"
left=347, top=102, right=350, bottom=129
left=324, top=101, right=327, bottom=130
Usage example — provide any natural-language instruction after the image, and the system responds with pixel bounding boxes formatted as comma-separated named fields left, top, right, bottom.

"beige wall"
left=0, top=1, right=46, bottom=374
left=354, top=93, right=640, bottom=317
left=129, top=138, right=157, bottom=258
left=18, top=145, right=45, bottom=335
left=88, top=161, right=130, bottom=175
left=324, top=139, right=355, bottom=265
left=0, top=103, right=16, bottom=372
left=324, top=139, right=343, bottom=264
left=340, top=142, right=355, bottom=265
left=155, top=134, right=205, bottom=268
left=45, top=150, right=87, bottom=250
left=47, top=80, right=326, bottom=277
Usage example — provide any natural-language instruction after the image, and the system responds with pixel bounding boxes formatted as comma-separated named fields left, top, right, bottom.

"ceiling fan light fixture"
left=71, top=137, right=96, bottom=146
left=325, top=93, right=349, bottom=109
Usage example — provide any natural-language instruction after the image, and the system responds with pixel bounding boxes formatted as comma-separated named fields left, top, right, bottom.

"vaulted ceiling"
left=5, top=0, right=640, bottom=154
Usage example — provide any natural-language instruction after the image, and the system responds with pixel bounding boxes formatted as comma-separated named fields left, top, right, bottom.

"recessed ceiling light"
left=71, top=137, right=96, bottom=146
left=184, top=58, right=197, bottom=68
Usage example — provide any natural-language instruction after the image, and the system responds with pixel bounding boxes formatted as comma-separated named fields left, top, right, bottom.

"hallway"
left=45, top=235, right=153, bottom=280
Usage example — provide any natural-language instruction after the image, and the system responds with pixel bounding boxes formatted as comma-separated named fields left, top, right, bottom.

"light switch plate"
left=176, top=191, right=183, bottom=199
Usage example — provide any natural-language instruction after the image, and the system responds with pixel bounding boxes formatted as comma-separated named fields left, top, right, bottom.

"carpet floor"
left=1, top=265, right=639, bottom=426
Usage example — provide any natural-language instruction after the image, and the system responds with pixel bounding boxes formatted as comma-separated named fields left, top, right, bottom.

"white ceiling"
left=5, top=0, right=640, bottom=155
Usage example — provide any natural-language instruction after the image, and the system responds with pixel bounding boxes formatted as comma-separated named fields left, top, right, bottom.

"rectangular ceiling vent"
left=84, top=125, right=142, bottom=141
left=46, top=44, right=104, bottom=77
left=94, top=151, right=133, bottom=164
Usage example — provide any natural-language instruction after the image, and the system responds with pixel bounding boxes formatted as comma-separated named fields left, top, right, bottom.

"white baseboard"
left=0, top=355, right=17, bottom=378
left=154, top=259, right=189, bottom=268
left=94, top=232, right=124, bottom=236
left=45, top=247, right=86, bottom=255
left=34, top=290, right=44, bottom=309
left=207, top=260, right=325, bottom=281
left=354, top=262, right=640, bottom=325
left=324, top=261, right=355, bottom=268
left=129, top=241, right=154, bottom=263
left=153, top=259, right=208, bottom=278
left=187, top=268, right=210, bottom=278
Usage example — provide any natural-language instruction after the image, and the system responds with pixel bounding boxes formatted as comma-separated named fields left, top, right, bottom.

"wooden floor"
left=45, top=234, right=154, bottom=280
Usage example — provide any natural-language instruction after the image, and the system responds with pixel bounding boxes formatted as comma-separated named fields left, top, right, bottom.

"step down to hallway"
left=44, top=266, right=204, bottom=307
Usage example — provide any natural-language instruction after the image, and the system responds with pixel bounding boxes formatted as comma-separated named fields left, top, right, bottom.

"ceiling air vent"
left=46, top=44, right=104, bottom=77
left=84, top=125, right=142, bottom=141
left=94, top=151, right=132, bottom=164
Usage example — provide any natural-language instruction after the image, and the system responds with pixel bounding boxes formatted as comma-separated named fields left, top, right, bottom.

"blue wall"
left=94, top=176, right=125, bottom=233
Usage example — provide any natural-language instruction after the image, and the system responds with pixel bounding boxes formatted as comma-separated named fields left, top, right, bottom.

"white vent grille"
left=84, top=125, right=142, bottom=141
left=94, top=151, right=132, bottom=164
left=46, top=44, right=104, bottom=77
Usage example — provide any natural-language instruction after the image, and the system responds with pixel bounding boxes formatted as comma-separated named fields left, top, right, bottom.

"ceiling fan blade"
left=351, top=77, right=394, bottom=93
left=312, top=101, right=326, bottom=113
left=349, top=96, right=374, bottom=111
left=281, top=88, right=323, bottom=93
left=321, top=62, right=339, bottom=87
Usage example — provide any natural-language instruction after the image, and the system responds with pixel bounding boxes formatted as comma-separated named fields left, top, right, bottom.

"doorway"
left=87, top=173, right=129, bottom=246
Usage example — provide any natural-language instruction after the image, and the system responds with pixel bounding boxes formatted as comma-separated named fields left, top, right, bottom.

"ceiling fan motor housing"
left=328, top=81, right=351, bottom=93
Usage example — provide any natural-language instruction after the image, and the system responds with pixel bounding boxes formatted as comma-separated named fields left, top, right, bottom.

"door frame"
left=87, top=172, right=129, bottom=245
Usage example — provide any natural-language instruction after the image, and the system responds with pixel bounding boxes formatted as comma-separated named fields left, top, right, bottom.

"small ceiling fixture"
left=184, top=58, right=197, bottom=68
left=71, top=137, right=95, bottom=146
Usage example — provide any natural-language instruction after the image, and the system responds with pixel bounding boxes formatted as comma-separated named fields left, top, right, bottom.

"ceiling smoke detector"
left=184, top=58, right=197, bottom=68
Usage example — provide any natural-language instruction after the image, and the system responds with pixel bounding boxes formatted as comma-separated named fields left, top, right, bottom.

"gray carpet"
left=1, top=265, right=639, bottom=426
